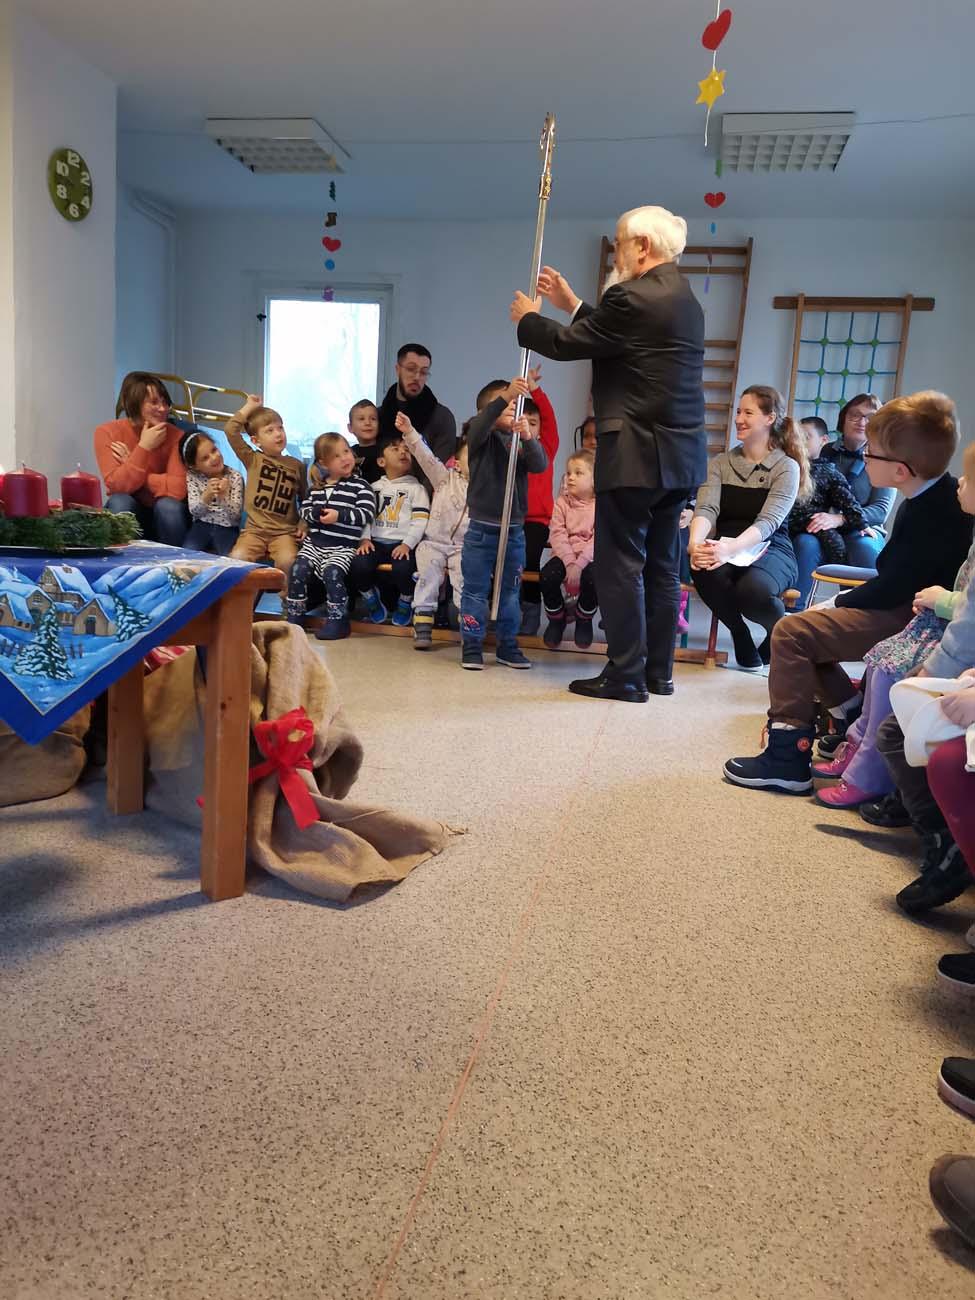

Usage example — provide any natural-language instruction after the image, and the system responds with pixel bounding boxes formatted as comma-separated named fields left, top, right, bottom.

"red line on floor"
left=371, top=706, right=612, bottom=1298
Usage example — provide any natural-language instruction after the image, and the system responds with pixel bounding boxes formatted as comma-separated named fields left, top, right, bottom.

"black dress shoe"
left=569, top=674, right=649, bottom=703
left=647, top=678, right=674, bottom=696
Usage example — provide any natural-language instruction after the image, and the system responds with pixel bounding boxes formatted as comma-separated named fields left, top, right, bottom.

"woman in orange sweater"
left=94, top=371, right=189, bottom=544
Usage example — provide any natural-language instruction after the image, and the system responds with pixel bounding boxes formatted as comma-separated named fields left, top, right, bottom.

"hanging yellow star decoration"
left=696, top=68, right=726, bottom=110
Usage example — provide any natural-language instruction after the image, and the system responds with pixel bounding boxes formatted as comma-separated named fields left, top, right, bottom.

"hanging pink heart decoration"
left=702, top=8, right=732, bottom=51
left=704, top=191, right=726, bottom=208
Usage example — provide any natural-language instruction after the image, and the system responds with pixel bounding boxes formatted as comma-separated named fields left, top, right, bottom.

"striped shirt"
left=296, top=474, right=376, bottom=574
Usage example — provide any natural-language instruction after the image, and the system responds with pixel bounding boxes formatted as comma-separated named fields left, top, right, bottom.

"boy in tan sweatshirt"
left=226, top=394, right=307, bottom=577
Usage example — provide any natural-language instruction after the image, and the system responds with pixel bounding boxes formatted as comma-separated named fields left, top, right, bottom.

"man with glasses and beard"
left=378, top=344, right=458, bottom=469
left=510, top=206, right=706, bottom=702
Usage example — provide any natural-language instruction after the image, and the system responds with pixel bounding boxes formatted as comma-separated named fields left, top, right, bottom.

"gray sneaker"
left=930, top=1154, right=975, bottom=1249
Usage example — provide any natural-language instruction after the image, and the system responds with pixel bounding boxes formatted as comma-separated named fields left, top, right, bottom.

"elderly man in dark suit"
left=510, top=206, right=706, bottom=702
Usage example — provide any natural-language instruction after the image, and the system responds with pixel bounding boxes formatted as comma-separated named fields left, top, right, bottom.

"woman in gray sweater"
left=689, top=385, right=811, bottom=670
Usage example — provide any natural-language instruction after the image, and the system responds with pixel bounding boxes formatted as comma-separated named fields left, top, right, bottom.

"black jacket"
left=836, top=473, right=973, bottom=611
left=517, top=262, right=706, bottom=494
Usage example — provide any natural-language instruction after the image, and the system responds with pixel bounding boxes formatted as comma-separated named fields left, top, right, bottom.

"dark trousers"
left=523, top=522, right=549, bottom=606
left=184, top=519, right=239, bottom=556
left=287, top=553, right=352, bottom=619
left=692, top=542, right=797, bottom=662
left=877, top=713, right=947, bottom=834
left=106, top=493, right=189, bottom=547
left=594, top=486, right=687, bottom=685
left=540, top=556, right=597, bottom=616
left=348, top=540, right=415, bottom=599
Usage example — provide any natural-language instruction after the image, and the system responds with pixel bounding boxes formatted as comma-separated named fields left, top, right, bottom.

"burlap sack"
left=0, top=706, right=91, bottom=807
left=143, top=621, right=461, bottom=900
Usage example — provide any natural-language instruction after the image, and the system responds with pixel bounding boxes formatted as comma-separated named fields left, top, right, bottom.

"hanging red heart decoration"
left=704, top=191, right=726, bottom=208
left=702, top=8, right=732, bottom=50
left=323, top=237, right=342, bottom=252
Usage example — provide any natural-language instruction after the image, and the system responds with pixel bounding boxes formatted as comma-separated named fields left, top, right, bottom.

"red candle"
left=2, top=465, right=50, bottom=517
left=60, top=464, right=102, bottom=510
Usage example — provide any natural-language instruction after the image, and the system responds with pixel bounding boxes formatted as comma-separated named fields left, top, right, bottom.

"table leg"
left=107, top=665, right=145, bottom=814
left=200, top=587, right=253, bottom=901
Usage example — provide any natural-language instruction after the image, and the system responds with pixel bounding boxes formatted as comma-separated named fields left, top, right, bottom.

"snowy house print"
left=37, top=565, right=117, bottom=637
left=0, top=588, right=40, bottom=631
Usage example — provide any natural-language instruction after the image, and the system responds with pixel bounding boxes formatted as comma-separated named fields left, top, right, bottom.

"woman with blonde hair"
left=689, top=385, right=810, bottom=671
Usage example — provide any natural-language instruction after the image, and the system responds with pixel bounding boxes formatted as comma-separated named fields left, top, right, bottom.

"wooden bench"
left=324, top=564, right=801, bottom=669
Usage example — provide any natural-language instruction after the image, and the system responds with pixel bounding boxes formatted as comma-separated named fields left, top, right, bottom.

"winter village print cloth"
left=0, top=542, right=258, bottom=744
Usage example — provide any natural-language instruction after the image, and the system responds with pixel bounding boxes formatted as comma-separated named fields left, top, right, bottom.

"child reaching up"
left=394, top=411, right=469, bottom=650
left=286, top=433, right=375, bottom=640
left=460, top=376, right=547, bottom=670
left=180, top=431, right=244, bottom=556
left=225, top=394, right=307, bottom=579
left=349, top=433, right=430, bottom=626
left=541, top=449, right=597, bottom=649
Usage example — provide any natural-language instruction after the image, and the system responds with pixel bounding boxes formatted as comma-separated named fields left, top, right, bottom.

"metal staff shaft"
left=490, top=113, right=556, bottom=622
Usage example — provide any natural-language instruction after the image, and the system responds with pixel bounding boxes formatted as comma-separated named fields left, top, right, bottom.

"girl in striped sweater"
left=286, top=433, right=376, bottom=640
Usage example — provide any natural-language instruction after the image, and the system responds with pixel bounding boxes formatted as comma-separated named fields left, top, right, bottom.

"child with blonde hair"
left=394, top=410, right=469, bottom=649
left=541, top=449, right=597, bottom=649
left=286, top=433, right=375, bottom=640
left=226, top=394, right=307, bottom=579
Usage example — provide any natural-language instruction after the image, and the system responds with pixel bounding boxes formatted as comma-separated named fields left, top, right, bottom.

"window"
left=262, top=285, right=390, bottom=462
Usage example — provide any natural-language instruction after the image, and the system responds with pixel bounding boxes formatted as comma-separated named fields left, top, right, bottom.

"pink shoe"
left=814, top=779, right=873, bottom=809
left=811, top=739, right=859, bottom=778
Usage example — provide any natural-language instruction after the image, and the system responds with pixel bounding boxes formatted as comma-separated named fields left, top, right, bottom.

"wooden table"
left=105, top=567, right=284, bottom=901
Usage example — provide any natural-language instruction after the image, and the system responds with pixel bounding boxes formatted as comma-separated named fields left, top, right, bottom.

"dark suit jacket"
left=517, top=262, right=706, bottom=494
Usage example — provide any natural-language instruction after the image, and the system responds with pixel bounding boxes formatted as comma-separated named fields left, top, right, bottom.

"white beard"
left=604, top=262, right=637, bottom=290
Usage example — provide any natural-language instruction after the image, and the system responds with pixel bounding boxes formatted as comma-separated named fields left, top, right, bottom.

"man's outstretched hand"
left=510, top=291, right=542, bottom=325
left=537, top=266, right=580, bottom=315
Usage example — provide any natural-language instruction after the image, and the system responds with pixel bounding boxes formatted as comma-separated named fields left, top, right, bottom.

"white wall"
left=0, top=1, right=17, bottom=471
left=8, top=9, right=116, bottom=480
left=171, top=211, right=975, bottom=483
left=115, top=188, right=175, bottom=393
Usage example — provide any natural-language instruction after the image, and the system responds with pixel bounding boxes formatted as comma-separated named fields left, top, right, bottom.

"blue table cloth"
left=0, top=541, right=260, bottom=744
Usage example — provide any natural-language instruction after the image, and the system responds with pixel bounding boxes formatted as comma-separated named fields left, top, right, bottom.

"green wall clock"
left=47, top=147, right=93, bottom=222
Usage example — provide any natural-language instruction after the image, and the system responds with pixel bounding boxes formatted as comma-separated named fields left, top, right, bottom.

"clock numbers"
left=48, top=147, right=93, bottom=222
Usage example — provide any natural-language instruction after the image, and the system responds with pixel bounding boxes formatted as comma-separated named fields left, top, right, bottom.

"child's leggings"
left=840, top=666, right=896, bottom=795
left=414, top=539, right=463, bottom=611
left=929, top=736, right=975, bottom=880
left=287, top=553, right=351, bottom=621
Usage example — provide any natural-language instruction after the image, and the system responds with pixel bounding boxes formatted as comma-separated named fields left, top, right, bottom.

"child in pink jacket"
left=541, top=449, right=597, bottom=648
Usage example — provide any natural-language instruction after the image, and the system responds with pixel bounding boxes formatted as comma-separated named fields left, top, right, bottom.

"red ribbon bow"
left=247, top=707, right=319, bottom=831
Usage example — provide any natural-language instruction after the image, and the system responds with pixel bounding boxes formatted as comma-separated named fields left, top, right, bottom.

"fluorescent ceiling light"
left=720, top=112, right=855, bottom=173
left=205, top=118, right=349, bottom=174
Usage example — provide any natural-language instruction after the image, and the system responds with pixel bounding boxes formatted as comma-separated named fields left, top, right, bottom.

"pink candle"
left=2, top=465, right=49, bottom=517
left=60, top=465, right=102, bottom=510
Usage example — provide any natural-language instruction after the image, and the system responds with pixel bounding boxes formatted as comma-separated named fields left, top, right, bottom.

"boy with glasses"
left=723, top=391, right=973, bottom=793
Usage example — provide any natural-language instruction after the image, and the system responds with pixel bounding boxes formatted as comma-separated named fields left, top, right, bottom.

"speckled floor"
left=3, top=630, right=975, bottom=1300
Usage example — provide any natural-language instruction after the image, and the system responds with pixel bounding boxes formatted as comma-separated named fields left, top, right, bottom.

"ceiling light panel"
left=720, top=112, right=855, bottom=173
left=205, top=118, right=348, bottom=174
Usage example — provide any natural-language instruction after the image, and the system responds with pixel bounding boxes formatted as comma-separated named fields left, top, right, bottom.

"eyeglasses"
left=399, top=364, right=431, bottom=379
left=864, top=448, right=915, bottom=475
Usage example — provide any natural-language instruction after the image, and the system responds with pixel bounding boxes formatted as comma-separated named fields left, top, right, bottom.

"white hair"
left=618, top=206, right=688, bottom=262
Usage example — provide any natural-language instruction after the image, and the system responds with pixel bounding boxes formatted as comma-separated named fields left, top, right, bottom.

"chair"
left=807, top=564, right=876, bottom=607
left=686, top=583, right=802, bottom=670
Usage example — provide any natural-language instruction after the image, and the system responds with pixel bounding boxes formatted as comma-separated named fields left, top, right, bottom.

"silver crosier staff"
left=489, top=112, right=556, bottom=621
